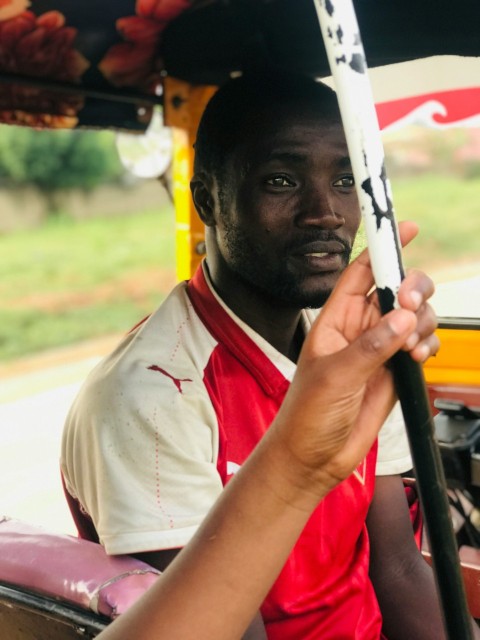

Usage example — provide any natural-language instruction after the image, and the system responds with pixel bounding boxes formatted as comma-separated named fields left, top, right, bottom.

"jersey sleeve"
left=61, top=345, right=223, bottom=556
left=376, top=401, right=413, bottom=476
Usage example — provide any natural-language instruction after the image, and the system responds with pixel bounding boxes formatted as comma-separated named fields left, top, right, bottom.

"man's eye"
left=333, top=175, right=355, bottom=188
left=266, top=175, right=295, bottom=187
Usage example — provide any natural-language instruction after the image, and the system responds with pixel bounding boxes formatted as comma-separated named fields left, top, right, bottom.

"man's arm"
left=133, top=550, right=267, bottom=639
left=367, top=474, right=480, bottom=640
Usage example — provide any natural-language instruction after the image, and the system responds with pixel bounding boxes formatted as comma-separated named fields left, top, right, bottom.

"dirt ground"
left=0, top=332, right=122, bottom=382
left=0, top=266, right=177, bottom=385
left=7, top=267, right=176, bottom=313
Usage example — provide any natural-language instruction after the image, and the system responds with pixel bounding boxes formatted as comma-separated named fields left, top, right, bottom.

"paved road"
left=432, top=273, right=480, bottom=318
left=1, top=382, right=81, bottom=534
left=0, top=346, right=116, bottom=536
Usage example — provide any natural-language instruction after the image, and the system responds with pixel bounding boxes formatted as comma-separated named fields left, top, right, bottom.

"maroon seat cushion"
left=0, top=517, right=160, bottom=619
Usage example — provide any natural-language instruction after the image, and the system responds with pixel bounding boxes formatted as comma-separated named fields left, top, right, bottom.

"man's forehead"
left=242, top=100, right=342, bottom=139
left=255, top=99, right=340, bottom=127
left=232, top=115, right=348, bottom=165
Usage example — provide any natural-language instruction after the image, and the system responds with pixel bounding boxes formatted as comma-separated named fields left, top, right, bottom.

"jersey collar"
left=187, top=263, right=295, bottom=399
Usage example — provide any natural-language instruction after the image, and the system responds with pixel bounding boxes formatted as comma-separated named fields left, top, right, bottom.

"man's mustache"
left=286, top=232, right=351, bottom=254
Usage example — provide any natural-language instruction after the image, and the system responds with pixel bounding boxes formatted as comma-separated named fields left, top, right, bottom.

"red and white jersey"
left=62, top=263, right=412, bottom=639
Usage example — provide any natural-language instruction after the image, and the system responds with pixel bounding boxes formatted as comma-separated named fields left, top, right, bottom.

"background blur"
left=1, top=120, right=479, bottom=535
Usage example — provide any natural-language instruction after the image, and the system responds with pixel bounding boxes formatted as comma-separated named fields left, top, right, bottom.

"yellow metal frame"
left=164, top=77, right=217, bottom=281
left=423, top=328, right=480, bottom=387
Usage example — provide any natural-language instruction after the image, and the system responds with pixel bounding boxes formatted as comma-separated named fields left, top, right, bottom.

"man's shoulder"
left=78, top=281, right=219, bottom=399
left=63, top=281, right=223, bottom=446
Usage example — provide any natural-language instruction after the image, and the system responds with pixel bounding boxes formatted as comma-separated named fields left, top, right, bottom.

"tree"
left=0, top=125, right=123, bottom=193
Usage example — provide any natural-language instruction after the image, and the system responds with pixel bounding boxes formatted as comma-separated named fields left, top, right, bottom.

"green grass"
left=352, top=174, right=480, bottom=272
left=0, top=207, right=176, bottom=362
left=0, top=303, right=151, bottom=361
left=1, top=173, right=479, bottom=363
left=0, top=208, right=175, bottom=295
left=391, top=174, right=480, bottom=270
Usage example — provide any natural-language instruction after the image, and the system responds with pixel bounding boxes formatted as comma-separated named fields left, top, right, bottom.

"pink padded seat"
left=0, top=517, right=160, bottom=619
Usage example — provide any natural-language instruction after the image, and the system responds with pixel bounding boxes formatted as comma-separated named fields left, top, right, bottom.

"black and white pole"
left=312, top=1, right=472, bottom=638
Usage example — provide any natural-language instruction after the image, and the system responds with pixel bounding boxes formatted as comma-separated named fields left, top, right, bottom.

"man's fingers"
left=396, top=269, right=438, bottom=361
left=398, top=269, right=436, bottom=311
left=406, top=332, right=441, bottom=362
left=340, top=308, right=417, bottom=381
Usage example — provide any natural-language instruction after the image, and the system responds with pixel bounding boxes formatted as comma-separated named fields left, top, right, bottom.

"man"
left=94, top=235, right=474, bottom=640
left=62, top=71, right=446, bottom=639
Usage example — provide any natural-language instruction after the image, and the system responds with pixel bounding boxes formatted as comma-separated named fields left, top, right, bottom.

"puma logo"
left=147, top=365, right=192, bottom=394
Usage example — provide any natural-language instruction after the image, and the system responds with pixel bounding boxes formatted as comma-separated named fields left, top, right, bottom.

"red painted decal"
left=376, top=87, right=480, bottom=130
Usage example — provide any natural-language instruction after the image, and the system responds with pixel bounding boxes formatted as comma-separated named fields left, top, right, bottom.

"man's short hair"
left=193, top=69, right=339, bottom=180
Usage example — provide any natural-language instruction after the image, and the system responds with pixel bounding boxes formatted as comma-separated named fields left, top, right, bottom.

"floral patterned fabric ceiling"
left=1, top=0, right=480, bottom=131
left=0, top=0, right=192, bottom=129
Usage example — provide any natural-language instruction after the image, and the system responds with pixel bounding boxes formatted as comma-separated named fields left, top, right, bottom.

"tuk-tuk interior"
left=0, top=1, right=479, bottom=637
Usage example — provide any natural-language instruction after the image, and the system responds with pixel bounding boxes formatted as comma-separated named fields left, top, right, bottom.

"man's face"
left=211, top=104, right=361, bottom=309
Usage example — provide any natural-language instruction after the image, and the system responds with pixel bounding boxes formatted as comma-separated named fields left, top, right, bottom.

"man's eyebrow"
left=337, top=155, right=352, bottom=169
left=258, top=151, right=353, bottom=167
left=243, top=150, right=305, bottom=173
left=263, top=150, right=307, bottom=163
left=246, top=151, right=353, bottom=172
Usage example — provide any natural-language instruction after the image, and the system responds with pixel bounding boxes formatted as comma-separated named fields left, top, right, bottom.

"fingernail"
left=410, top=290, right=422, bottom=310
left=416, top=344, right=431, bottom=362
left=405, top=332, right=420, bottom=350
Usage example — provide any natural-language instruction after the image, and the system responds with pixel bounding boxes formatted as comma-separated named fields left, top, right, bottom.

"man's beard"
left=222, top=222, right=351, bottom=309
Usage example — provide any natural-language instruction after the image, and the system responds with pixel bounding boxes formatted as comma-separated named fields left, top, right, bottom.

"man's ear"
left=191, top=173, right=216, bottom=227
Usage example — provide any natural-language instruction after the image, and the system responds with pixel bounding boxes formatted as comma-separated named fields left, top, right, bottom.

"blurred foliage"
left=0, top=207, right=176, bottom=362
left=0, top=125, right=123, bottom=193
left=383, top=126, right=480, bottom=179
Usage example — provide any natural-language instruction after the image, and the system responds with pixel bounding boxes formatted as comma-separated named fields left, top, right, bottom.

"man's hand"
left=271, top=220, right=439, bottom=496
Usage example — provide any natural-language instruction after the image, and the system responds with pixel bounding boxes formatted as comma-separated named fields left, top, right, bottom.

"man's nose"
left=295, top=187, right=344, bottom=229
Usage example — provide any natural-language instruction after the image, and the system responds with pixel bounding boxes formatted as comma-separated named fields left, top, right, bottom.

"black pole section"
left=377, top=290, right=473, bottom=640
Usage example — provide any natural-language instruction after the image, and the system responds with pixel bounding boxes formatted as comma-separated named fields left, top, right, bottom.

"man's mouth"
left=292, top=239, right=347, bottom=256
left=290, top=241, right=347, bottom=272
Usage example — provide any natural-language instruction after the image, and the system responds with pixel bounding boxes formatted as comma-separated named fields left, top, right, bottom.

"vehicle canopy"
left=1, top=1, right=480, bottom=638
left=2, top=0, right=480, bottom=128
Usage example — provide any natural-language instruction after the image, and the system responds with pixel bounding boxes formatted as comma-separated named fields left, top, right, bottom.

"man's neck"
left=204, top=261, right=304, bottom=363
